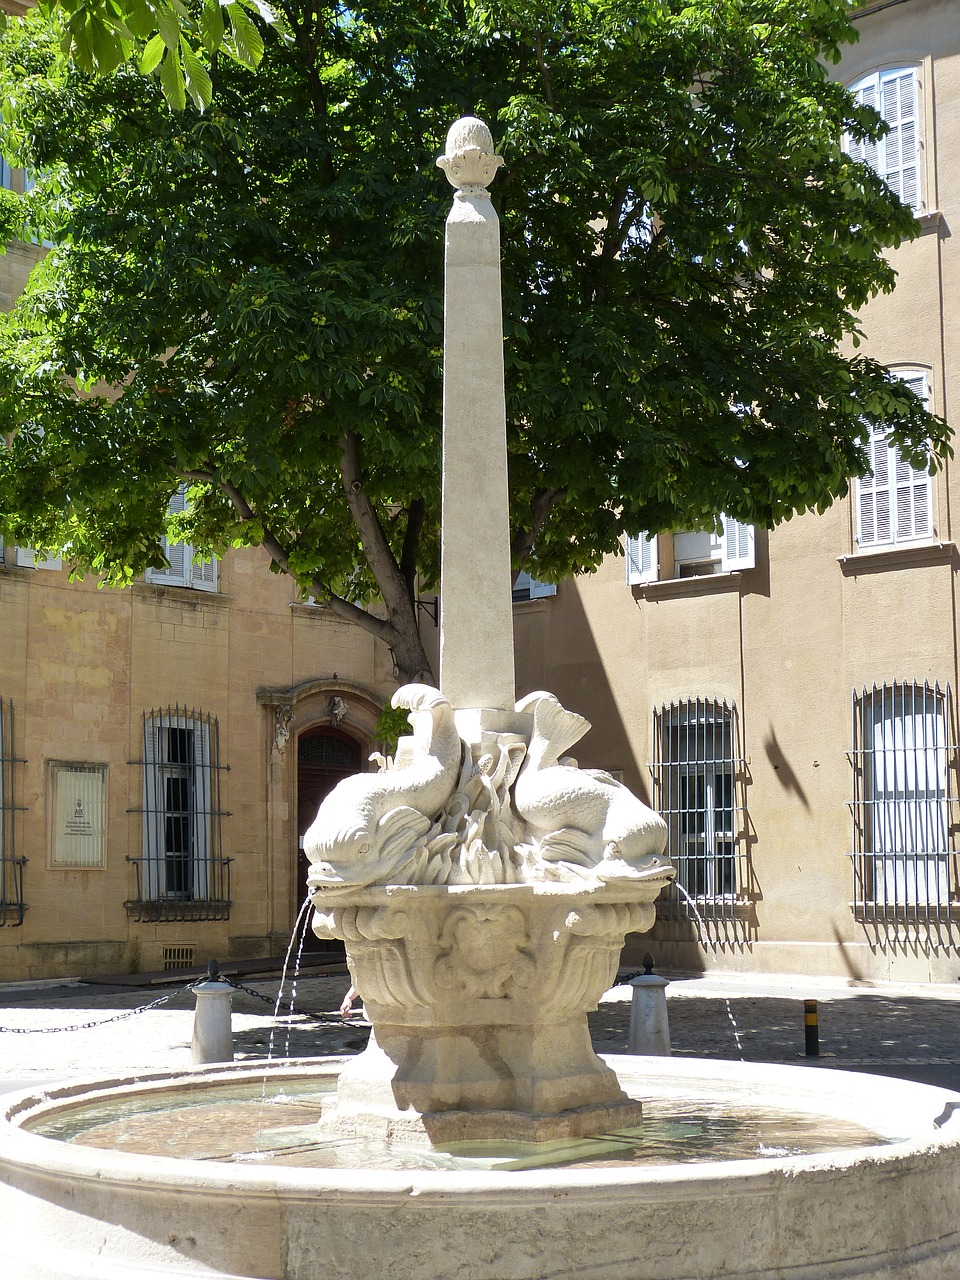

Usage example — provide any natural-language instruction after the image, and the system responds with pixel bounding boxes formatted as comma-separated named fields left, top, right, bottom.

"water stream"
left=266, top=896, right=313, bottom=1067
left=281, top=898, right=313, bottom=1060
left=674, top=882, right=746, bottom=1059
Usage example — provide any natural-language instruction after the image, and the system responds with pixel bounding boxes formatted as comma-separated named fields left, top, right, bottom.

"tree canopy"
left=0, top=0, right=948, bottom=683
left=37, top=0, right=283, bottom=111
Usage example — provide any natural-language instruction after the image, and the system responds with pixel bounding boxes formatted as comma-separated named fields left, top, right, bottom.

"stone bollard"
left=628, top=954, right=671, bottom=1056
left=191, top=960, right=234, bottom=1064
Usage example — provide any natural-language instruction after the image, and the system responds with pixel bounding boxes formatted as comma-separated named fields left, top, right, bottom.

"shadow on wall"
left=512, top=580, right=653, bottom=807
left=512, top=576, right=708, bottom=973
left=765, top=729, right=811, bottom=810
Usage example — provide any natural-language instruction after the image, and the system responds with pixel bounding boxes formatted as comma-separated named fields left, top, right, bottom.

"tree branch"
left=399, top=497, right=425, bottom=600
left=337, top=431, right=432, bottom=681
left=511, top=486, right=565, bottom=565
left=214, top=472, right=397, bottom=645
left=533, top=33, right=556, bottom=109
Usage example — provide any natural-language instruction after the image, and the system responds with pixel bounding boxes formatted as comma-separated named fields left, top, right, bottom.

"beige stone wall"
left=516, top=0, right=960, bottom=985
left=0, top=544, right=399, bottom=981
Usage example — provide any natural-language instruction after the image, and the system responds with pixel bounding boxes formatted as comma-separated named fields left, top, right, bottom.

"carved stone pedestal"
left=312, top=882, right=668, bottom=1143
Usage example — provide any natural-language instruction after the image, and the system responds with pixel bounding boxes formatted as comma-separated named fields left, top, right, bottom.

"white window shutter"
left=857, top=371, right=931, bottom=548
left=625, top=532, right=658, bottom=584
left=142, top=717, right=162, bottom=900
left=720, top=518, right=755, bottom=572
left=192, top=720, right=212, bottom=897
left=146, top=486, right=188, bottom=586
left=849, top=78, right=880, bottom=174
left=146, top=538, right=187, bottom=586
left=513, top=569, right=556, bottom=600
left=881, top=69, right=920, bottom=211
left=857, top=427, right=887, bottom=547
left=15, top=546, right=62, bottom=571
left=145, top=486, right=217, bottom=589
left=190, top=551, right=218, bottom=592
left=848, top=68, right=921, bottom=212
left=893, top=372, right=931, bottom=542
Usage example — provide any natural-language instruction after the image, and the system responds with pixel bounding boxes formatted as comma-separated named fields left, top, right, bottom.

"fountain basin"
left=2, top=1055, right=960, bottom=1279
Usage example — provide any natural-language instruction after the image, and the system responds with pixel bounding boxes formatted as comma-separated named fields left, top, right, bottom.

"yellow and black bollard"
left=804, top=999, right=820, bottom=1057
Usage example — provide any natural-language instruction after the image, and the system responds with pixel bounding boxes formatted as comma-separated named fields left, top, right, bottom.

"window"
left=856, top=371, right=932, bottom=549
left=652, top=698, right=747, bottom=922
left=626, top=517, right=754, bottom=584
left=849, top=682, right=956, bottom=919
left=626, top=532, right=658, bottom=585
left=0, top=696, right=26, bottom=926
left=512, top=570, right=556, bottom=602
left=127, top=707, right=232, bottom=921
left=847, top=66, right=921, bottom=211
left=145, top=486, right=218, bottom=591
left=14, top=546, right=62, bottom=571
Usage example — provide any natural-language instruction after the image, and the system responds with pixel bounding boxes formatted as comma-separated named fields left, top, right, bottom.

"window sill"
left=657, top=894, right=753, bottom=920
left=290, top=601, right=329, bottom=618
left=917, top=209, right=943, bottom=236
left=124, top=897, right=232, bottom=923
left=0, top=561, right=61, bottom=577
left=838, top=541, right=956, bottom=575
left=133, top=581, right=231, bottom=607
left=636, top=571, right=744, bottom=599
left=850, top=902, right=960, bottom=922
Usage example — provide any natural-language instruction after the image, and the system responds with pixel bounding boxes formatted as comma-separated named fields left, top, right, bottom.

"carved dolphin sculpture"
left=513, top=691, right=672, bottom=884
left=304, top=684, right=463, bottom=895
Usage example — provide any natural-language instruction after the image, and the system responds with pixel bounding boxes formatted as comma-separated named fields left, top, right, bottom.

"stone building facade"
left=0, top=533, right=402, bottom=979
left=515, top=0, right=960, bottom=984
left=0, top=6, right=412, bottom=985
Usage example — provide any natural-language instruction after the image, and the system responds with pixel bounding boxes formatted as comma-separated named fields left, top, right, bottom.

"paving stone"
left=3, top=971, right=960, bottom=1084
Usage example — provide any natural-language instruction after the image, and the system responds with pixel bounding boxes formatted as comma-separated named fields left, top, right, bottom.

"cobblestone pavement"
left=2, top=967, right=960, bottom=1085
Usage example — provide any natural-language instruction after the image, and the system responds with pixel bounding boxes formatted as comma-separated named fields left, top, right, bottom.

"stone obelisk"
left=436, top=118, right=515, bottom=720
left=306, top=116, right=672, bottom=1146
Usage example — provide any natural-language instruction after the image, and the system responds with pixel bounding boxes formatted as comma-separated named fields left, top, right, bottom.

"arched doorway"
left=296, top=726, right=361, bottom=953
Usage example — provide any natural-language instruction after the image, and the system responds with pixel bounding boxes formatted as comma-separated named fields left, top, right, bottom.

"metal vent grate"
left=162, top=945, right=196, bottom=971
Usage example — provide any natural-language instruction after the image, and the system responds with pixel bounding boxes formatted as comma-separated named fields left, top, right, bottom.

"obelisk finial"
left=437, top=115, right=516, bottom=723
left=436, top=116, right=504, bottom=197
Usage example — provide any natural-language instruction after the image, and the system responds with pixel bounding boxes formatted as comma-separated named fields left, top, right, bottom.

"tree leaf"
left=199, top=0, right=225, bottom=53
left=181, top=39, right=213, bottom=112
left=139, top=33, right=166, bottom=75
left=156, top=4, right=181, bottom=54
left=157, top=40, right=186, bottom=109
left=223, top=0, right=264, bottom=69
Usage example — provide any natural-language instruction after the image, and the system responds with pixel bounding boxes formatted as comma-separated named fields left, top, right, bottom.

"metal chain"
left=225, top=977, right=369, bottom=1028
left=0, top=977, right=372, bottom=1036
left=0, top=985, right=190, bottom=1035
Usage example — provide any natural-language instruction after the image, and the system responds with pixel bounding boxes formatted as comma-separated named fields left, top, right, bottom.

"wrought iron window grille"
left=847, top=681, right=958, bottom=924
left=0, top=696, right=27, bottom=926
left=650, top=698, right=749, bottom=925
left=126, top=706, right=232, bottom=923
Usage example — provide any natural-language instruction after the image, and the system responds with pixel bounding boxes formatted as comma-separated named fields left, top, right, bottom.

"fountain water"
left=3, top=116, right=960, bottom=1280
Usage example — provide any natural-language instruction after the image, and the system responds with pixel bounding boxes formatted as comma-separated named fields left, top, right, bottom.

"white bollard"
left=628, top=959, right=671, bottom=1056
left=191, top=962, right=235, bottom=1064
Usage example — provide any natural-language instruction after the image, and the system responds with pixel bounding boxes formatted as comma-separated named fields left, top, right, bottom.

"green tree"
left=37, top=0, right=283, bottom=111
left=0, top=1, right=948, bottom=684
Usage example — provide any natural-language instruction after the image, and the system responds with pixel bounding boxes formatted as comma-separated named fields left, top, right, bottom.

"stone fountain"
left=301, top=114, right=673, bottom=1146
left=3, top=117, right=960, bottom=1280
